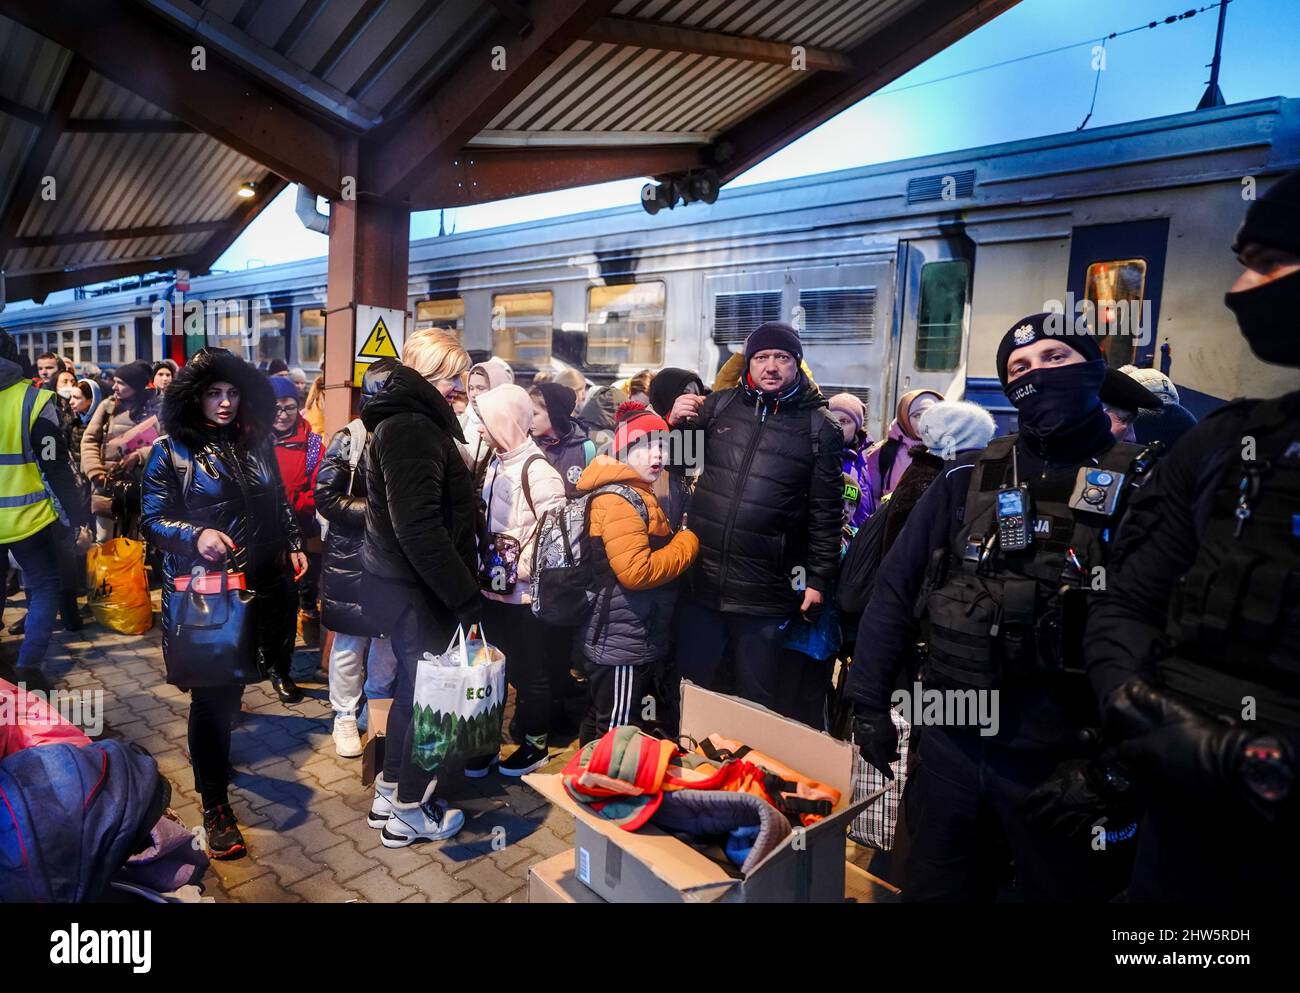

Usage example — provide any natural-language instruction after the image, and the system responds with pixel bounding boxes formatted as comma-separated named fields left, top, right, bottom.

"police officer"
left=1083, top=168, right=1300, bottom=902
left=848, top=313, right=1156, bottom=901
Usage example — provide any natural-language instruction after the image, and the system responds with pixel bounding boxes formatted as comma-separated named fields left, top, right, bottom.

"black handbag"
left=164, top=566, right=259, bottom=689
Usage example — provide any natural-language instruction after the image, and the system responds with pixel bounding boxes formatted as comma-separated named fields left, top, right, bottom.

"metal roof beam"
left=583, top=16, right=852, bottom=72
left=3, top=0, right=346, bottom=197
left=716, top=0, right=1021, bottom=185
left=0, top=94, right=45, bottom=127
left=366, top=0, right=619, bottom=201
left=63, top=118, right=196, bottom=133
left=408, top=144, right=703, bottom=210
left=0, top=58, right=90, bottom=258
left=4, top=257, right=175, bottom=306
left=9, top=220, right=229, bottom=249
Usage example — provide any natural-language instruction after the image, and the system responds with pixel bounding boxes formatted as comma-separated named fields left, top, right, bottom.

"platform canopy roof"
left=0, top=0, right=1016, bottom=303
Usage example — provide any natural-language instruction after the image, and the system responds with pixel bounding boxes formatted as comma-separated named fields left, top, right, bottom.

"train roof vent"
left=821, top=384, right=871, bottom=409
left=906, top=169, right=975, bottom=204
left=797, top=287, right=875, bottom=343
left=713, top=290, right=783, bottom=347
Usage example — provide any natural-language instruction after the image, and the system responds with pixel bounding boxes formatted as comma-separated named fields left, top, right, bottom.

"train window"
left=117, top=326, right=128, bottom=363
left=59, top=330, right=75, bottom=363
left=257, top=310, right=287, bottom=365
left=491, top=290, right=552, bottom=365
left=915, top=260, right=968, bottom=371
left=216, top=309, right=248, bottom=358
left=96, top=327, right=113, bottom=364
left=299, top=309, right=325, bottom=368
left=1084, top=259, right=1147, bottom=368
left=587, top=282, right=665, bottom=365
left=713, top=291, right=782, bottom=348
left=79, top=328, right=92, bottom=363
left=415, top=298, right=464, bottom=336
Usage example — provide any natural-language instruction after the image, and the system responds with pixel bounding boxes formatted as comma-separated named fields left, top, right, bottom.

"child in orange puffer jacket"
left=576, top=402, right=699, bottom=744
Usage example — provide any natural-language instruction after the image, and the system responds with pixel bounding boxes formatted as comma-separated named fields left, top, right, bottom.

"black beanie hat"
left=995, top=312, right=1103, bottom=387
left=648, top=367, right=705, bottom=418
left=743, top=321, right=802, bottom=365
left=1232, top=168, right=1300, bottom=256
left=114, top=359, right=154, bottom=393
left=531, top=381, right=576, bottom=437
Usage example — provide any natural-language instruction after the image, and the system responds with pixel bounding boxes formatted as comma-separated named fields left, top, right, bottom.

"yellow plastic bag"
left=86, top=538, right=154, bottom=635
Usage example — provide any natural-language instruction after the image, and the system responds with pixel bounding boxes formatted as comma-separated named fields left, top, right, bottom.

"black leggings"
left=481, top=598, right=553, bottom=742
left=189, top=684, right=244, bottom=809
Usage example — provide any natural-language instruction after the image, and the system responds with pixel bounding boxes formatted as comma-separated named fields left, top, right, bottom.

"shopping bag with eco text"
left=85, top=537, right=153, bottom=635
left=410, top=624, right=505, bottom=771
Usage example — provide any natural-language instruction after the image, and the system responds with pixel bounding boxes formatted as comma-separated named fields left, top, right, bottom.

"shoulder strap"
left=809, top=408, right=825, bottom=457
left=591, top=483, right=650, bottom=526
left=345, top=419, right=367, bottom=472
left=709, top=387, right=740, bottom=428
left=520, top=453, right=546, bottom=517
left=582, top=438, right=596, bottom=465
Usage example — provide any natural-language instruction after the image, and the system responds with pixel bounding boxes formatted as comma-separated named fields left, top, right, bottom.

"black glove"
left=1023, top=758, right=1136, bottom=838
left=852, top=710, right=899, bottom=780
left=1105, top=678, right=1249, bottom=795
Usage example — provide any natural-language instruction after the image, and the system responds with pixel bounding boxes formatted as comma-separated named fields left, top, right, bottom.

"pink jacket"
left=0, top=678, right=91, bottom=758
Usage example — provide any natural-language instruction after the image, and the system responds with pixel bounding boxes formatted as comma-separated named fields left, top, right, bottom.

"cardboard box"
left=360, top=697, right=392, bottom=788
left=525, top=681, right=886, bottom=903
left=528, top=850, right=607, bottom=904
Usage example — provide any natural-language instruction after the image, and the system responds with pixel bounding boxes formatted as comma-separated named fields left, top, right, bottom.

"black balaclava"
left=1226, top=168, right=1300, bottom=367
left=998, top=313, right=1112, bottom=461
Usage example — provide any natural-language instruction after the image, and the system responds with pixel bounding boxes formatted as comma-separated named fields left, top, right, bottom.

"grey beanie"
left=917, top=400, right=997, bottom=460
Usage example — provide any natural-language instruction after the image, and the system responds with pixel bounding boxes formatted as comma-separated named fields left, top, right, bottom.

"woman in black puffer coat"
left=140, top=347, right=307, bottom=861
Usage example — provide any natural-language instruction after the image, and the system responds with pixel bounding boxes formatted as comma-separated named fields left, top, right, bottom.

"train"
left=4, top=95, right=1298, bottom=440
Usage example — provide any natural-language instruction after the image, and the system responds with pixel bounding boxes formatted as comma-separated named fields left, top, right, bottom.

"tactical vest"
left=0, top=381, right=58, bottom=544
left=924, top=435, right=1149, bottom=692
left=1161, top=397, right=1300, bottom=728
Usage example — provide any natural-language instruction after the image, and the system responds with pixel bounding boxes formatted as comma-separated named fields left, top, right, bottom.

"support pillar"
left=322, top=140, right=410, bottom=438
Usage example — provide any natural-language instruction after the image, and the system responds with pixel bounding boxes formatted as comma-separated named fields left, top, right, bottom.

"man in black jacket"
left=848, top=314, right=1153, bottom=902
left=667, top=322, right=843, bottom=720
left=361, top=333, right=481, bottom=846
left=1083, top=169, right=1300, bottom=901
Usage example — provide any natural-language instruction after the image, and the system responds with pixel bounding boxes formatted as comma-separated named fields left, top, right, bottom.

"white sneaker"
left=381, top=781, right=465, bottom=848
left=368, top=774, right=397, bottom=829
left=333, top=714, right=363, bottom=758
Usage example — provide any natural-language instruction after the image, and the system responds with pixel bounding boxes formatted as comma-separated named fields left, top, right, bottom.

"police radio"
left=996, top=448, right=1033, bottom=552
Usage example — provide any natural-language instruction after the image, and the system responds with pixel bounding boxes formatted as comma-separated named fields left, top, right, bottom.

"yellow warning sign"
left=358, top=316, right=398, bottom=359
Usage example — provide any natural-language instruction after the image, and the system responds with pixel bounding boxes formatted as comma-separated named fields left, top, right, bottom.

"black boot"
left=269, top=670, right=303, bottom=704
left=202, top=803, right=246, bottom=860
left=60, top=593, right=83, bottom=632
left=7, top=615, right=25, bottom=636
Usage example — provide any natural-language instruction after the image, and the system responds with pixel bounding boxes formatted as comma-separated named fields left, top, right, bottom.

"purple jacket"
left=841, top=445, right=877, bottom=529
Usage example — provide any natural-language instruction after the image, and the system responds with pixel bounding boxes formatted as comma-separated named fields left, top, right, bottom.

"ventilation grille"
left=797, top=287, right=875, bottom=343
left=713, top=290, right=783, bottom=346
left=906, top=169, right=976, bottom=204
left=820, top=384, right=871, bottom=411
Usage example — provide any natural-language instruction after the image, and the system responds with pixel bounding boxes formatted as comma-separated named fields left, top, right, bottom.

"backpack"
left=530, top=483, right=649, bottom=626
left=318, top=419, right=366, bottom=542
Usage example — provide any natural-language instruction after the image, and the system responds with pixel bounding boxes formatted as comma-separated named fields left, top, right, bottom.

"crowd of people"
left=1, top=169, right=1296, bottom=902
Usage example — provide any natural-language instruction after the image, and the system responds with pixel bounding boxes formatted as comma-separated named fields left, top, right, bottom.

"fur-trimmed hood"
left=160, top=348, right=275, bottom=448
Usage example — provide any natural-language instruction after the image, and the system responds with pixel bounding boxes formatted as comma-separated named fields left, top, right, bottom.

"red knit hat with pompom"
left=612, top=401, right=669, bottom=459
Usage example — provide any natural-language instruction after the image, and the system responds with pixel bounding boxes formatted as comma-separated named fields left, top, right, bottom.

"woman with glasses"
left=140, top=348, right=308, bottom=859
left=268, top=375, right=325, bottom=691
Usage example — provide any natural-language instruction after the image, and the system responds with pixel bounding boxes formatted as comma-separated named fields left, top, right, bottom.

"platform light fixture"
left=236, top=181, right=257, bottom=199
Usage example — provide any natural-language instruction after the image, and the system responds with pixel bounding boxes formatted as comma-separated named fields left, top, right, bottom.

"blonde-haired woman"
left=360, top=327, right=480, bottom=846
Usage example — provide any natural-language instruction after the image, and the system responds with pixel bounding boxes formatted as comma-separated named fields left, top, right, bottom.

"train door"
left=889, top=236, right=975, bottom=423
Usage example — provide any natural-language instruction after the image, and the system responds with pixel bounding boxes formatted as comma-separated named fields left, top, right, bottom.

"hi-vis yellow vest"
left=0, top=380, right=58, bottom=543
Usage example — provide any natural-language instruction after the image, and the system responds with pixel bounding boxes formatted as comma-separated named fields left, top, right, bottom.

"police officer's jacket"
left=848, top=428, right=1147, bottom=750
left=1087, top=390, right=1300, bottom=751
